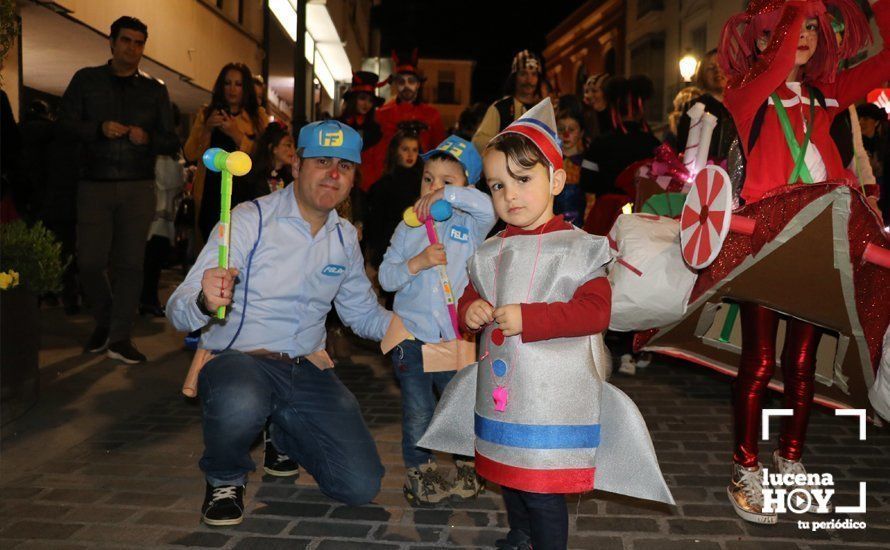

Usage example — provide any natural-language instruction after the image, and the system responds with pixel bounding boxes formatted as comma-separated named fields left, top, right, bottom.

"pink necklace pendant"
left=492, top=386, right=509, bottom=412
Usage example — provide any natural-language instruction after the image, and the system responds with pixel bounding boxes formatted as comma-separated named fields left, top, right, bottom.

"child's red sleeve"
left=457, top=280, right=484, bottom=334
left=519, top=277, right=611, bottom=343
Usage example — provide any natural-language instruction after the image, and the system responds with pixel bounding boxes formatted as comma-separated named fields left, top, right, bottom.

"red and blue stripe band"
left=475, top=451, right=597, bottom=493
left=500, top=123, right=564, bottom=171
left=474, top=413, right=600, bottom=449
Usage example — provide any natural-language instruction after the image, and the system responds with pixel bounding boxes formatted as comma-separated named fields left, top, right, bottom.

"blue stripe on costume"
left=516, top=118, right=559, bottom=140
left=475, top=414, right=600, bottom=449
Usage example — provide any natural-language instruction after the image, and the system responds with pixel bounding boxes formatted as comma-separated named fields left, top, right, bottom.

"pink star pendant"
left=492, top=386, right=509, bottom=412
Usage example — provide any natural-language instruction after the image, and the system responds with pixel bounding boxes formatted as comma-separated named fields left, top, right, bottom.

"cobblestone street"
left=1, top=294, right=889, bottom=550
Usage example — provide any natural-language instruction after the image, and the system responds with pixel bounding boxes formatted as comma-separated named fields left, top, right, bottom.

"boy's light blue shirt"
left=167, top=183, right=392, bottom=357
left=378, top=185, right=496, bottom=343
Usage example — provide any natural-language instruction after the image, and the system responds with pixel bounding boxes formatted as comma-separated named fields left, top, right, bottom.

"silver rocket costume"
left=419, top=227, right=674, bottom=503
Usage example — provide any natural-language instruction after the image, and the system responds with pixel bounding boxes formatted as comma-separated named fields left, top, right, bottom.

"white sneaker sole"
left=107, top=349, right=144, bottom=364
left=86, top=339, right=110, bottom=353
left=202, top=514, right=244, bottom=526
left=727, top=487, right=778, bottom=524
left=263, top=465, right=300, bottom=477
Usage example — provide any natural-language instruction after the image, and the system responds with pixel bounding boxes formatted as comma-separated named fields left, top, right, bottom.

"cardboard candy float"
left=609, top=104, right=890, bottom=420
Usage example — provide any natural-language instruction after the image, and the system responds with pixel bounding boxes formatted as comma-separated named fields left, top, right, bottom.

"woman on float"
left=717, top=0, right=889, bottom=524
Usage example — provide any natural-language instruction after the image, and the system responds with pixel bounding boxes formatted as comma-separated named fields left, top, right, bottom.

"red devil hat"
left=389, top=49, right=426, bottom=82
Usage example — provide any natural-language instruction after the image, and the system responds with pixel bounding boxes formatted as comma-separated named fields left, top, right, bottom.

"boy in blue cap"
left=168, top=120, right=393, bottom=526
left=378, top=134, right=496, bottom=504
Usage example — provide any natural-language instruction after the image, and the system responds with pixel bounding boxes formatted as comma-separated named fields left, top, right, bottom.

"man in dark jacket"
left=59, top=16, right=179, bottom=364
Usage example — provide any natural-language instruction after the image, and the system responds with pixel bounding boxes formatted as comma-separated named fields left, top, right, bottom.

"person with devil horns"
left=376, top=50, right=446, bottom=156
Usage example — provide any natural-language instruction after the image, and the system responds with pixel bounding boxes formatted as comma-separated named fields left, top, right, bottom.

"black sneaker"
left=201, top=483, right=245, bottom=526
left=84, top=326, right=110, bottom=353
left=263, top=428, right=300, bottom=477
left=495, top=529, right=532, bottom=550
left=106, top=340, right=147, bottom=364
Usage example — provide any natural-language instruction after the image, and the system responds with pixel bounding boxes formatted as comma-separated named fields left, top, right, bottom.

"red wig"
left=718, top=0, right=871, bottom=85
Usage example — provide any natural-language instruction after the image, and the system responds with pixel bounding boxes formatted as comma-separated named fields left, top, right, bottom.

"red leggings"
left=733, top=304, right=821, bottom=468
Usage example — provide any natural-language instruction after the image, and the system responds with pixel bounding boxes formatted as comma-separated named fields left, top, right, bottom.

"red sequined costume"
left=719, top=0, right=889, bottom=468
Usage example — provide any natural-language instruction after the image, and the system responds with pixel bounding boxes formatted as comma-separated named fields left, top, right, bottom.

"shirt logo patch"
left=449, top=226, right=470, bottom=243
left=321, top=264, right=346, bottom=276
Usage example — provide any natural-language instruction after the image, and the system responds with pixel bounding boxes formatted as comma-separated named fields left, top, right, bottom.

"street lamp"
left=679, top=53, right=699, bottom=82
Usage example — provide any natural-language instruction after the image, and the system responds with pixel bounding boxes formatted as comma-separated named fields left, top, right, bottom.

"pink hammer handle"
left=424, top=217, right=461, bottom=337
left=424, top=217, right=439, bottom=244
left=863, top=243, right=890, bottom=269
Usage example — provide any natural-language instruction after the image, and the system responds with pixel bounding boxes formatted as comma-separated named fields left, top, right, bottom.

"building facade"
left=4, top=0, right=372, bottom=123
left=543, top=0, right=625, bottom=100
left=543, top=0, right=747, bottom=125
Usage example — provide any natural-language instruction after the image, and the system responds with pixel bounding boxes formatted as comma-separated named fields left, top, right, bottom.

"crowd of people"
left=1, top=1, right=890, bottom=548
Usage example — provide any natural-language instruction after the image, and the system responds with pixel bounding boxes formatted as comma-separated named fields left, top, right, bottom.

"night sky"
left=375, top=0, right=585, bottom=104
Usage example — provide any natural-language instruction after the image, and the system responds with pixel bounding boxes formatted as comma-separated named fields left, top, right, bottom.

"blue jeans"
left=501, top=486, right=568, bottom=550
left=198, top=351, right=384, bottom=505
left=391, top=339, right=455, bottom=468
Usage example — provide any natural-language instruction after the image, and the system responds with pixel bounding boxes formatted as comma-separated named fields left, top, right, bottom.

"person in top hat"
left=471, top=50, right=546, bottom=153
left=338, top=71, right=387, bottom=192
left=376, top=49, right=446, bottom=155
left=167, top=120, right=393, bottom=527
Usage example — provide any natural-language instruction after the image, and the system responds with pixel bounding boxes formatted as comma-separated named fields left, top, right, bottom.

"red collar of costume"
left=503, top=215, right=571, bottom=237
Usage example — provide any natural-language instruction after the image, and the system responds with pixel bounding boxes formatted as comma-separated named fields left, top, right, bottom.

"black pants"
left=501, top=486, right=568, bottom=550
left=76, top=180, right=155, bottom=342
left=141, top=235, right=171, bottom=307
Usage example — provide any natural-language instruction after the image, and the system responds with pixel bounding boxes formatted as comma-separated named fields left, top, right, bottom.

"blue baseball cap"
left=297, top=120, right=363, bottom=164
left=421, top=135, right=482, bottom=185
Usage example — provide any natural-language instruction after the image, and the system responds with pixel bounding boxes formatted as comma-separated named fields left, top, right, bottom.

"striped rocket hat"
left=493, top=98, right=563, bottom=171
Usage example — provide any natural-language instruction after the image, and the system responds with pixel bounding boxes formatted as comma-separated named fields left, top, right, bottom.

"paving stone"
left=567, top=535, right=625, bottom=550
left=373, top=524, right=443, bottom=543
left=446, top=528, right=505, bottom=547
left=12, top=543, right=90, bottom=550
left=253, top=501, right=330, bottom=518
left=232, top=517, right=291, bottom=535
left=1, top=503, right=73, bottom=520
left=315, top=541, right=399, bottom=550
left=164, top=531, right=231, bottom=547
left=0, top=487, right=45, bottom=500
left=725, top=542, right=800, bottom=550
left=667, top=519, right=745, bottom=535
left=576, top=516, right=660, bottom=533
left=63, top=506, right=138, bottom=523
left=329, top=504, right=392, bottom=521
left=0, top=520, right=84, bottom=539
left=135, top=509, right=201, bottom=528
left=71, top=524, right=164, bottom=545
left=40, top=489, right=106, bottom=504
left=290, top=520, right=372, bottom=538
left=632, top=539, right=721, bottom=550
left=106, top=491, right=180, bottom=508
left=233, top=536, right=311, bottom=550
left=413, top=509, right=455, bottom=525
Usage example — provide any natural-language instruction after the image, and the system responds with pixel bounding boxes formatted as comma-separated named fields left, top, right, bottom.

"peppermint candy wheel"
left=680, top=165, right=733, bottom=269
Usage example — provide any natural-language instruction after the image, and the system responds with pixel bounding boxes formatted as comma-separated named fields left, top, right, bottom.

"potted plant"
left=1, top=220, right=65, bottom=423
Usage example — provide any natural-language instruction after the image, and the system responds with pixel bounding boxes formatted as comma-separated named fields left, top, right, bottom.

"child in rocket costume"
left=419, top=99, right=673, bottom=550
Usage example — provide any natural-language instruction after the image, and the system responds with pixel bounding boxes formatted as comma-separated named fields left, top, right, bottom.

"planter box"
left=1, top=287, right=40, bottom=424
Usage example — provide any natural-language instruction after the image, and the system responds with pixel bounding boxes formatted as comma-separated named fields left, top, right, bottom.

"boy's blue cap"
left=421, top=135, right=482, bottom=184
left=297, top=120, right=363, bottom=164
